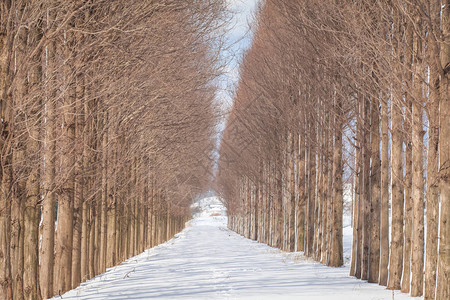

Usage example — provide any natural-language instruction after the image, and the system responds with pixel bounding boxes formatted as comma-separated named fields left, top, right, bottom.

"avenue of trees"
left=0, top=1, right=226, bottom=299
left=217, top=1, right=449, bottom=299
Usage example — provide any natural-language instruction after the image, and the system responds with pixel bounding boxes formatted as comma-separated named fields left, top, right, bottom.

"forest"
left=217, top=1, right=449, bottom=299
left=0, top=1, right=227, bottom=299
left=1, top=0, right=449, bottom=299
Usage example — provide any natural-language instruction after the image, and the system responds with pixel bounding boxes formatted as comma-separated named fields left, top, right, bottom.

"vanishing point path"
left=56, top=198, right=417, bottom=300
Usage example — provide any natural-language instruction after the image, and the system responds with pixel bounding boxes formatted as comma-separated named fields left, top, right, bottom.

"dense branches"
left=217, top=0, right=449, bottom=299
left=0, top=1, right=226, bottom=299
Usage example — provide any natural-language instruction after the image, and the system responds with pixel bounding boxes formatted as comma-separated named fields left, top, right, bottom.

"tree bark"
left=23, top=19, right=42, bottom=300
left=71, top=73, right=85, bottom=289
left=54, top=25, right=76, bottom=294
left=401, top=15, right=414, bottom=293
left=0, top=2, right=13, bottom=298
left=99, top=112, right=108, bottom=273
left=40, top=29, right=56, bottom=299
left=436, top=2, right=450, bottom=299
left=289, top=132, right=295, bottom=252
left=424, top=1, right=440, bottom=298
left=296, top=133, right=305, bottom=252
left=11, top=12, right=27, bottom=299
left=379, top=96, right=389, bottom=286
left=361, top=94, right=371, bottom=280
left=330, top=98, right=343, bottom=267
left=306, top=124, right=316, bottom=257
left=410, top=15, right=425, bottom=297
left=387, top=75, right=404, bottom=291
left=355, top=97, right=363, bottom=279
left=368, top=96, right=381, bottom=283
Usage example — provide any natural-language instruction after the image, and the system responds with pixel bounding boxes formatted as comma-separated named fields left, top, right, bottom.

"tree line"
left=0, top=1, right=226, bottom=299
left=217, top=0, right=448, bottom=299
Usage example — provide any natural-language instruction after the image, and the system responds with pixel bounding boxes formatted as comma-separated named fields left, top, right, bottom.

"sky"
left=206, top=0, right=260, bottom=182
left=217, top=0, right=260, bottom=111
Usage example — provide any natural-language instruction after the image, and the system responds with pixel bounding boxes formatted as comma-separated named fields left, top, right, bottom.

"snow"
left=53, top=197, right=422, bottom=300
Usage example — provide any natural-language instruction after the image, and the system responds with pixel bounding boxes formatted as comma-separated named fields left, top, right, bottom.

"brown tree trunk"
left=410, top=96, right=425, bottom=297
left=329, top=98, right=343, bottom=267
left=276, top=165, right=283, bottom=249
left=424, top=2, right=440, bottom=298
left=320, top=120, right=330, bottom=265
left=315, top=123, right=323, bottom=260
left=436, top=2, right=450, bottom=299
left=289, top=132, right=295, bottom=252
left=410, top=16, right=425, bottom=297
left=40, top=31, right=56, bottom=298
left=369, top=96, right=380, bottom=283
left=379, top=96, right=389, bottom=286
left=306, top=124, right=316, bottom=257
left=54, top=25, right=76, bottom=295
left=23, top=21, right=42, bottom=300
left=106, top=184, right=116, bottom=268
left=387, top=70, right=404, bottom=291
left=88, top=203, right=96, bottom=278
left=80, top=96, right=91, bottom=283
left=11, top=13, right=27, bottom=299
left=71, top=73, right=85, bottom=289
left=354, top=98, right=363, bottom=279
left=10, top=181, right=24, bottom=300
left=80, top=200, right=89, bottom=283
left=296, top=134, right=305, bottom=252
left=401, top=15, right=414, bottom=293
left=99, top=114, right=108, bottom=273
left=0, top=3, right=13, bottom=299
left=361, top=94, right=371, bottom=280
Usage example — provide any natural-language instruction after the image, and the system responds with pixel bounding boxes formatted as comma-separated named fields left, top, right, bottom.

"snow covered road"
left=55, top=197, right=419, bottom=300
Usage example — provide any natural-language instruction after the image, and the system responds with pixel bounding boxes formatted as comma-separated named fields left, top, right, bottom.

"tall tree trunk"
left=350, top=146, right=358, bottom=276
left=80, top=95, right=91, bottom=283
left=11, top=13, right=27, bottom=299
left=276, top=165, right=283, bottom=249
left=436, top=2, right=450, bottom=299
left=71, top=73, right=85, bottom=289
left=369, top=96, right=381, bottom=283
left=410, top=16, right=425, bottom=297
left=306, top=124, right=316, bottom=257
left=289, top=132, right=295, bottom=252
left=387, top=71, right=404, bottom=291
left=23, top=20, right=42, bottom=300
left=387, top=9, right=404, bottom=288
left=10, top=177, right=24, bottom=300
left=361, top=94, right=371, bottom=280
left=321, top=123, right=330, bottom=265
left=401, top=15, right=414, bottom=293
left=330, top=98, right=343, bottom=267
left=410, top=95, right=425, bottom=296
left=40, top=30, right=56, bottom=299
left=54, top=25, right=76, bottom=294
left=0, top=2, right=13, bottom=298
left=379, top=95, right=389, bottom=286
left=99, top=113, right=108, bottom=273
left=296, top=133, right=305, bottom=252
left=355, top=97, right=363, bottom=279
left=106, top=177, right=116, bottom=268
left=424, top=2, right=440, bottom=298
left=315, top=123, right=323, bottom=260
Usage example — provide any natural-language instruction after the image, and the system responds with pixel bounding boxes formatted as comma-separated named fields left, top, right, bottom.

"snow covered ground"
left=54, top=197, right=421, bottom=300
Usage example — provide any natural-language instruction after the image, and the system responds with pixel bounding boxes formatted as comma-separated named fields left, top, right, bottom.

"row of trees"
left=0, top=1, right=226, bottom=299
left=217, top=0, right=448, bottom=299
